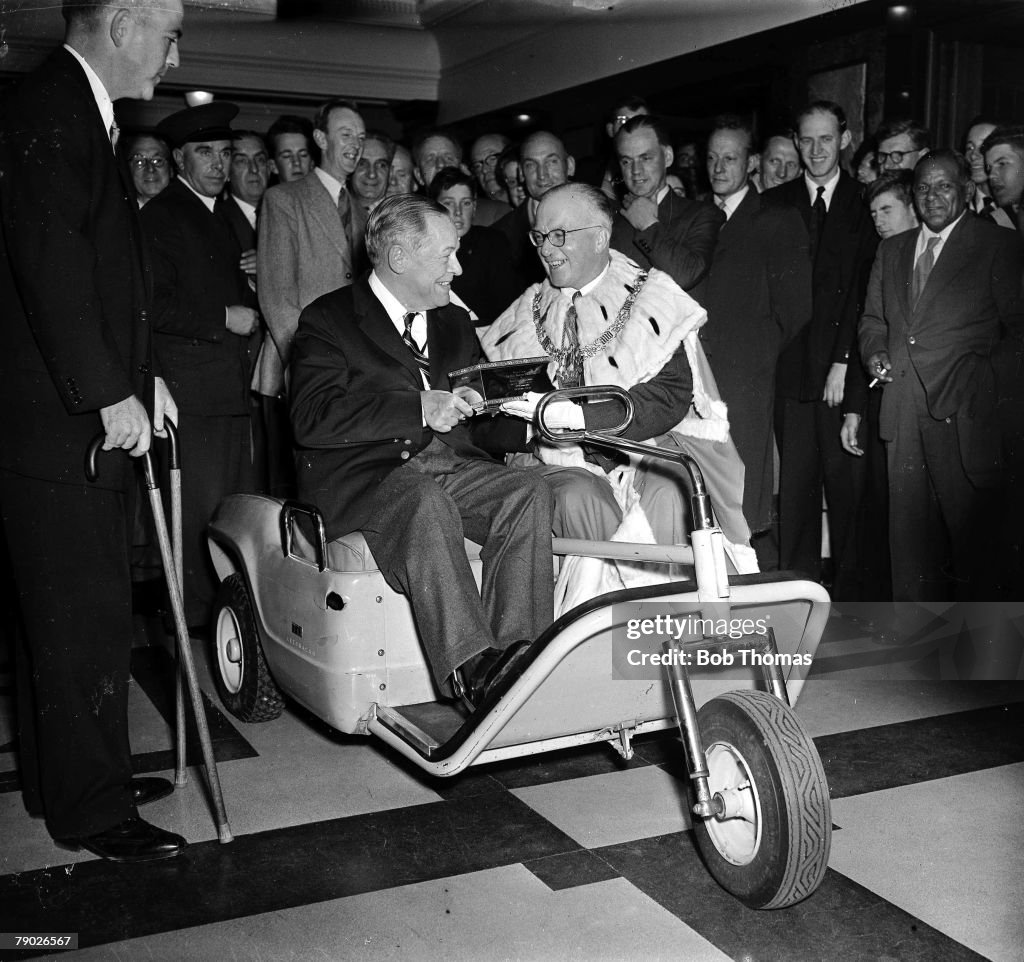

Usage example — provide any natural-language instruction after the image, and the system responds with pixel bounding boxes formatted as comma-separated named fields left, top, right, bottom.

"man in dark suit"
left=0, top=0, right=186, bottom=862
left=701, top=116, right=812, bottom=542
left=610, top=115, right=724, bottom=302
left=763, top=101, right=878, bottom=597
left=142, top=103, right=261, bottom=628
left=289, top=195, right=553, bottom=708
left=859, top=150, right=1024, bottom=600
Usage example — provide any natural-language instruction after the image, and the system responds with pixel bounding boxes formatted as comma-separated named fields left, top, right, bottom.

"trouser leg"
left=0, top=471, right=135, bottom=839
left=776, top=398, right=822, bottom=578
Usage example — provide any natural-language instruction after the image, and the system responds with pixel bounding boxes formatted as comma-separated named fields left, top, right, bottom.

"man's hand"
left=620, top=193, right=659, bottom=231
left=422, top=390, right=474, bottom=433
left=453, top=384, right=484, bottom=412
left=500, top=392, right=585, bottom=430
left=152, top=376, right=178, bottom=438
left=840, top=412, right=864, bottom=456
left=100, top=394, right=152, bottom=457
left=239, top=248, right=257, bottom=277
left=226, top=305, right=259, bottom=336
left=866, top=351, right=893, bottom=385
left=822, top=362, right=847, bottom=408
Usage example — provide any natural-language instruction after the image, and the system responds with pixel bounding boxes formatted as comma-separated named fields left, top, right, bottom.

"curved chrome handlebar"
left=532, top=386, right=716, bottom=532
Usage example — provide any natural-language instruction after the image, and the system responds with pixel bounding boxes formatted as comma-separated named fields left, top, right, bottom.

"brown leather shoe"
left=67, top=816, right=187, bottom=863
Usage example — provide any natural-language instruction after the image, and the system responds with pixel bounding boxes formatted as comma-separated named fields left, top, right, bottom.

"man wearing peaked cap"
left=155, top=100, right=239, bottom=148
left=141, top=99, right=262, bottom=629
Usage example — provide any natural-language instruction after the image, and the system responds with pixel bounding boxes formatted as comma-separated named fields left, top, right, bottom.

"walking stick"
left=86, top=425, right=233, bottom=843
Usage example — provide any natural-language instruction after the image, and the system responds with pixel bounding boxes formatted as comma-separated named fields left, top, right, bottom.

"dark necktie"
left=809, top=185, right=826, bottom=254
left=912, top=236, right=941, bottom=306
left=979, top=195, right=997, bottom=222
left=402, top=312, right=430, bottom=380
left=557, top=291, right=584, bottom=388
left=337, top=188, right=353, bottom=245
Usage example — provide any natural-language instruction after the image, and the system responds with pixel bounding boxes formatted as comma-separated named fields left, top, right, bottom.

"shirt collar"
left=917, top=211, right=966, bottom=254
left=178, top=175, right=217, bottom=213
left=369, top=270, right=412, bottom=327
left=563, top=262, right=610, bottom=301
left=804, top=168, right=840, bottom=210
left=717, top=184, right=750, bottom=220
left=231, top=194, right=257, bottom=228
left=63, top=43, right=114, bottom=137
left=314, top=166, right=346, bottom=205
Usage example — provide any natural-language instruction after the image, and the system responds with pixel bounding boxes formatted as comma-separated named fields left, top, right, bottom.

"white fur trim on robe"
left=483, top=251, right=759, bottom=616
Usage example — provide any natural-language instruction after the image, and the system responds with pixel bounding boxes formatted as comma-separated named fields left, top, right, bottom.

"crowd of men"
left=2, top=0, right=1022, bottom=864
left=118, top=93, right=1024, bottom=614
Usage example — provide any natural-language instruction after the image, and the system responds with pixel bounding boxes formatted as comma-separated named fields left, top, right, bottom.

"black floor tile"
left=524, top=848, right=620, bottom=891
left=0, top=647, right=257, bottom=795
left=0, top=792, right=580, bottom=956
left=598, top=831, right=988, bottom=962
left=485, top=739, right=651, bottom=790
left=818, top=700, right=1024, bottom=798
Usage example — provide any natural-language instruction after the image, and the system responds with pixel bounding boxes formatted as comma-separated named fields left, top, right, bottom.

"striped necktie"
left=402, top=312, right=430, bottom=380
left=337, top=187, right=353, bottom=245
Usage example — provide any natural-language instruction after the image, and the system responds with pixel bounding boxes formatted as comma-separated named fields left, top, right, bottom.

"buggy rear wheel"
left=691, top=690, right=831, bottom=909
left=211, top=573, right=284, bottom=723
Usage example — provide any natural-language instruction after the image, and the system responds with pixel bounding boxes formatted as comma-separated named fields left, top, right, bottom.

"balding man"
left=494, top=130, right=575, bottom=283
left=859, top=150, right=1024, bottom=600
left=482, top=183, right=753, bottom=572
left=610, top=115, right=724, bottom=299
left=0, top=0, right=185, bottom=861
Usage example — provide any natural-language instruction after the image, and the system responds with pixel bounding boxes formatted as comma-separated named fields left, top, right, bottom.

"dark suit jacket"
left=494, top=201, right=545, bottom=285
left=289, top=276, right=493, bottom=539
left=141, top=179, right=259, bottom=417
left=223, top=194, right=257, bottom=251
left=859, top=214, right=1024, bottom=484
left=0, top=48, right=150, bottom=489
left=701, top=187, right=812, bottom=528
left=764, top=172, right=878, bottom=402
left=453, top=225, right=524, bottom=325
left=610, top=191, right=724, bottom=299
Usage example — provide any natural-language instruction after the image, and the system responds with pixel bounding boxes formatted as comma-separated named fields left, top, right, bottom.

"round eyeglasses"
left=130, top=155, right=169, bottom=170
left=470, top=153, right=501, bottom=173
left=527, top=225, right=602, bottom=248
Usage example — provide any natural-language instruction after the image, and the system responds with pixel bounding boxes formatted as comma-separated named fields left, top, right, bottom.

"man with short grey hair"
left=0, top=0, right=185, bottom=862
left=289, top=194, right=553, bottom=709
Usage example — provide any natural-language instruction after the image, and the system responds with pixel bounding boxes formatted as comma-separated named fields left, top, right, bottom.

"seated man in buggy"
left=288, top=195, right=554, bottom=708
left=478, top=183, right=755, bottom=609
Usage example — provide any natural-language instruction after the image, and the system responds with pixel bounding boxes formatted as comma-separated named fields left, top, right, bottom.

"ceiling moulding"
left=435, top=0, right=873, bottom=123
left=169, top=48, right=438, bottom=101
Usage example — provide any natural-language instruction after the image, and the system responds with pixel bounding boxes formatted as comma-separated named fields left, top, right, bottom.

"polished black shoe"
left=455, top=641, right=532, bottom=711
left=68, top=816, right=187, bottom=863
left=131, top=776, right=174, bottom=807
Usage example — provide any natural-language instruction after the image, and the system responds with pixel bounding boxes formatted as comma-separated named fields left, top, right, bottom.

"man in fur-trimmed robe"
left=479, top=184, right=755, bottom=608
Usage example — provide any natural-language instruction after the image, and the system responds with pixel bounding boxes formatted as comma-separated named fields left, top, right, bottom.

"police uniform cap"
left=156, top=102, right=240, bottom=149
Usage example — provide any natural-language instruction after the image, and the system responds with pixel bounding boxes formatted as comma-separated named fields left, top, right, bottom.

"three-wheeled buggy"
left=206, top=387, right=832, bottom=909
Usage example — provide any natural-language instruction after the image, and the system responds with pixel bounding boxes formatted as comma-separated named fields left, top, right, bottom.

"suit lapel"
left=302, top=174, right=349, bottom=258
left=896, top=230, right=917, bottom=320
left=718, top=187, right=758, bottom=248
left=912, top=216, right=973, bottom=321
left=353, top=280, right=421, bottom=383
